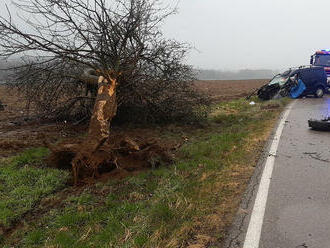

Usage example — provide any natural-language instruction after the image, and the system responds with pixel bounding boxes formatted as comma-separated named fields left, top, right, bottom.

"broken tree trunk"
left=71, top=73, right=118, bottom=184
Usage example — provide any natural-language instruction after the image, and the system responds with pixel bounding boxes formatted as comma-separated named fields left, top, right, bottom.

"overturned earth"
left=46, top=134, right=177, bottom=184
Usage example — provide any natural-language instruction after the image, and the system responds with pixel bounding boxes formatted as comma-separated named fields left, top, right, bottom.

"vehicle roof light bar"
left=316, top=50, right=330, bottom=55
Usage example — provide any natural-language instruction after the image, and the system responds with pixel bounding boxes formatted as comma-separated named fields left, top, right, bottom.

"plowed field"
left=195, top=79, right=267, bottom=101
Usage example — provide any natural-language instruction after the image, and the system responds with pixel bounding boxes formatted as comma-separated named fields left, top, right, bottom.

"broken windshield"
left=268, top=74, right=289, bottom=86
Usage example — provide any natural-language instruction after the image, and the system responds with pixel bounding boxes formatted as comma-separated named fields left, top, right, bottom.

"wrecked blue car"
left=257, top=66, right=328, bottom=100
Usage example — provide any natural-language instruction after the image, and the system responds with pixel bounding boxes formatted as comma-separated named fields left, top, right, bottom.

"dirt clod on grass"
left=261, top=102, right=281, bottom=110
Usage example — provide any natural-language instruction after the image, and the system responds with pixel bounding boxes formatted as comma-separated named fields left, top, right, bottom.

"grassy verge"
left=1, top=97, right=290, bottom=248
left=0, top=148, right=69, bottom=229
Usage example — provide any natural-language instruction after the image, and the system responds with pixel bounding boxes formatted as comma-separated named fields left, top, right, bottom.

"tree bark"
left=71, top=74, right=117, bottom=184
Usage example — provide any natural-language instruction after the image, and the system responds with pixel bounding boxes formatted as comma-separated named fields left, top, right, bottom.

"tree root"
left=46, top=136, right=174, bottom=184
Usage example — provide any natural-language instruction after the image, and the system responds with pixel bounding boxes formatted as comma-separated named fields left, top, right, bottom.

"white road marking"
left=243, top=101, right=296, bottom=248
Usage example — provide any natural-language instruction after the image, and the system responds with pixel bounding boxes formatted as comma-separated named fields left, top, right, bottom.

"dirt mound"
left=47, top=135, right=175, bottom=184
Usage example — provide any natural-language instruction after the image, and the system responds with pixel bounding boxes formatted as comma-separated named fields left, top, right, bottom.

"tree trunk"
left=71, top=74, right=117, bottom=184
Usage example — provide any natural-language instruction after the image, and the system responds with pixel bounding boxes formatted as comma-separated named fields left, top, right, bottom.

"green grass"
left=0, top=148, right=69, bottom=229
left=1, top=97, right=290, bottom=248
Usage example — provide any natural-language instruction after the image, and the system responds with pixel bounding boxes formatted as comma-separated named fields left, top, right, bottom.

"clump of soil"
left=46, top=134, right=176, bottom=184
left=261, top=103, right=281, bottom=110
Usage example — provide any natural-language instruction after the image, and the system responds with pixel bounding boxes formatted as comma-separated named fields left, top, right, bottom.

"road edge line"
left=243, top=101, right=295, bottom=248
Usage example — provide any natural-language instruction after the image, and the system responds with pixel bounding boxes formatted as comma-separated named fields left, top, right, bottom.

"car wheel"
left=315, top=87, right=324, bottom=98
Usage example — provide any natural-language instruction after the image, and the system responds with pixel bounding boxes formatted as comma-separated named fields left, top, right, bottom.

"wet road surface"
left=225, top=96, right=330, bottom=248
left=260, top=97, right=330, bottom=248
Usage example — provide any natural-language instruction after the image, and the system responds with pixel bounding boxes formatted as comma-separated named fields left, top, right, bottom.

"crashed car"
left=257, top=66, right=328, bottom=100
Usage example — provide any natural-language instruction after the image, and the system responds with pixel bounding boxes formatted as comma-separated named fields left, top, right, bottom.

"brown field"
left=0, top=86, right=85, bottom=157
left=194, top=79, right=267, bottom=101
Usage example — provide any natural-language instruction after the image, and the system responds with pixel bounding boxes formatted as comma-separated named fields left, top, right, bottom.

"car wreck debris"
left=308, top=117, right=330, bottom=131
left=257, top=78, right=296, bottom=100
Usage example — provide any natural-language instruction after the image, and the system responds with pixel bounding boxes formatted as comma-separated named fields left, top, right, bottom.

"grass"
left=1, top=97, right=290, bottom=248
left=0, top=148, right=69, bottom=229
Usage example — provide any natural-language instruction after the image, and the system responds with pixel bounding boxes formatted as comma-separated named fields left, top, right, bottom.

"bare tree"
left=0, top=0, right=209, bottom=182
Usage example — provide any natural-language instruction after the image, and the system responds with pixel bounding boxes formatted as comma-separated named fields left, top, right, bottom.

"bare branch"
left=1, top=0, right=209, bottom=123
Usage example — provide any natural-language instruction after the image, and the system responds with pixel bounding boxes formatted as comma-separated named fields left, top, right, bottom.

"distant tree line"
left=0, top=59, right=279, bottom=84
left=0, top=60, right=16, bottom=82
left=196, top=69, right=279, bottom=80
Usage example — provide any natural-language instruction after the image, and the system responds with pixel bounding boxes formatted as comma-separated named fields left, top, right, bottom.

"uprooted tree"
left=0, top=0, right=209, bottom=183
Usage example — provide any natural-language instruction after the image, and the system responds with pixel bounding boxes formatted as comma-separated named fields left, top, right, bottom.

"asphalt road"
left=225, top=96, right=330, bottom=248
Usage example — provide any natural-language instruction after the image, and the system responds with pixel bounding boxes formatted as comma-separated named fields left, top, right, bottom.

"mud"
left=47, top=133, right=176, bottom=184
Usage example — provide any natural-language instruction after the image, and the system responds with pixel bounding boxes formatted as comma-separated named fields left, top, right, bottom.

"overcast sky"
left=162, top=0, right=330, bottom=71
left=2, top=0, right=330, bottom=71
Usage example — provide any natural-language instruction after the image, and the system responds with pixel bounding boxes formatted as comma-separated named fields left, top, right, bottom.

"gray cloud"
left=1, top=0, right=329, bottom=71
left=162, top=0, right=330, bottom=70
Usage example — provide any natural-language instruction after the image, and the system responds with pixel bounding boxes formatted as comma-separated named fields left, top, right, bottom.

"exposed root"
left=46, top=136, right=174, bottom=184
